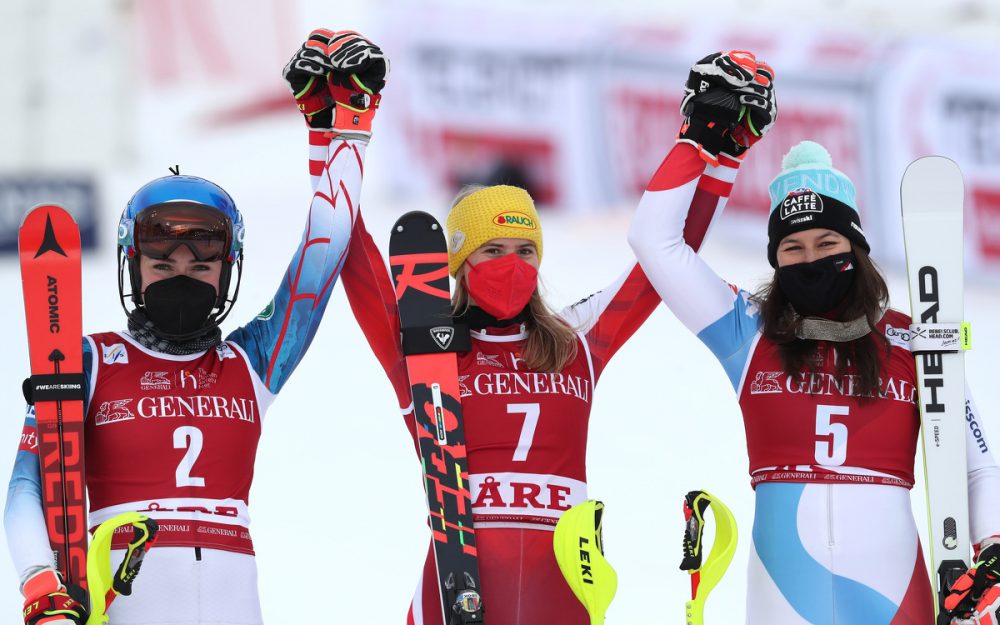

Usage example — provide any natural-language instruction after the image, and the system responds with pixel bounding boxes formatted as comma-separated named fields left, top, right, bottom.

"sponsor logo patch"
left=215, top=343, right=236, bottom=360
left=570, top=291, right=602, bottom=308
left=102, top=343, right=128, bottom=365
left=449, top=231, right=466, bottom=254
left=458, top=375, right=472, bottom=398
left=256, top=300, right=275, bottom=321
left=179, top=368, right=218, bottom=390
left=494, top=211, right=537, bottom=230
left=750, top=371, right=783, bottom=394
left=884, top=325, right=914, bottom=350
left=476, top=352, right=504, bottom=368
left=140, top=371, right=171, bottom=391
left=18, top=426, right=38, bottom=453
left=779, top=188, right=824, bottom=221
left=95, top=399, right=135, bottom=426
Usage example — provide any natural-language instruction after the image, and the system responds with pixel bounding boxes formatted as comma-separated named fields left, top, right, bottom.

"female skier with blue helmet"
left=4, top=29, right=387, bottom=625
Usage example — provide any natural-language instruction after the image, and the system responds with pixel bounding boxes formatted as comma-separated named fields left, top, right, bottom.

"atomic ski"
left=19, top=205, right=89, bottom=599
left=901, top=156, right=970, bottom=624
left=389, top=211, right=483, bottom=625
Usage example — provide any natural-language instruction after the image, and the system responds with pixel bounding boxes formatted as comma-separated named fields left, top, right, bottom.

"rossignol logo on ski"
left=430, top=326, right=455, bottom=350
left=917, top=266, right=946, bottom=416
left=779, top=188, right=824, bottom=222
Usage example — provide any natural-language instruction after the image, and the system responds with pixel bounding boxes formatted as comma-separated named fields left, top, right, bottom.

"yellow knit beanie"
left=446, top=185, right=543, bottom=276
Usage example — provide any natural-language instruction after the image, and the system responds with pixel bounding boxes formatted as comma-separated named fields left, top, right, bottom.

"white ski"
left=901, top=155, right=970, bottom=624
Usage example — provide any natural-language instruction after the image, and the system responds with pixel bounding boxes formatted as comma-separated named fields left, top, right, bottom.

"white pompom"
left=781, top=141, right=833, bottom=171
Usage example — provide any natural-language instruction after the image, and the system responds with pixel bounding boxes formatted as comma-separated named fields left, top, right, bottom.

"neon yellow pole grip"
left=85, top=512, right=155, bottom=625
left=554, top=500, right=618, bottom=625
left=682, top=491, right=738, bottom=625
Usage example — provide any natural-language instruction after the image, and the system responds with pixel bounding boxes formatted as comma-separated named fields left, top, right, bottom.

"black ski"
left=389, top=211, right=484, bottom=624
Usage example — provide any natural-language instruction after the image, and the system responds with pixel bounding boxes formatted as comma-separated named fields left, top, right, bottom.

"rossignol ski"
left=901, top=156, right=971, bottom=624
left=389, top=211, right=484, bottom=624
left=19, top=205, right=89, bottom=602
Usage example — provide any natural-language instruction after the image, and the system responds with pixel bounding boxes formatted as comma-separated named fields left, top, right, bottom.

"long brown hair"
left=752, top=244, right=891, bottom=397
left=451, top=278, right=579, bottom=373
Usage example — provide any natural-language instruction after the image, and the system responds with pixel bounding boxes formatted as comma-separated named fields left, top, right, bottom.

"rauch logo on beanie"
left=494, top=211, right=537, bottom=230
left=779, top=188, right=824, bottom=221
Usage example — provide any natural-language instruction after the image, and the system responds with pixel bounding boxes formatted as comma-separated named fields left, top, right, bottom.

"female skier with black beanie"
left=629, top=52, right=1000, bottom=625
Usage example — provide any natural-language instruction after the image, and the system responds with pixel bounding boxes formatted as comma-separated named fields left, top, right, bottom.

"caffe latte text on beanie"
left=446, top=185, right=543, bottom=276
left=766, top=141, right=869, bottom=267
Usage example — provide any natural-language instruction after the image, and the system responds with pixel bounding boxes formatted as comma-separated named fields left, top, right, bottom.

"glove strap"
left=294, top=76, right=334, bottom=118
left=328, top=81, right=381, bottom=139
left=23, top=593, right=85, bottom=624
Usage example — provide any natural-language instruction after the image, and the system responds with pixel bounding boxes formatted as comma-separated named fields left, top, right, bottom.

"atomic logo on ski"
left=34, top=214, right=69, bottom=258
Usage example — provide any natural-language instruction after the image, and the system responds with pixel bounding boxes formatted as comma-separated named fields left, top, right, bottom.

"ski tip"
left=391, top=210, right=443, bottom=234
left=20, top=204, right=76, bottom=229
left=900, top=156, right=965, bottom=205
left=902, top=156, right=961, bottom=180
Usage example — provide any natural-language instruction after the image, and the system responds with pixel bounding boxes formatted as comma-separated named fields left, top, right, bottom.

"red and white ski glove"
left=22, top=569, right=88, bottom=625
left=678, top=51, right=776, bottom=165
left=945, top=543, right=1000, bottom=624
left=282, top=28, right=338, bottom=129
left=282, top=29, right=389, bottom=139
left=324, top=30, right=388, bottom=139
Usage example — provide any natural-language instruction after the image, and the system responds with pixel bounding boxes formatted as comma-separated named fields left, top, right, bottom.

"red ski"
left=19, top=204, right=88, bottom=594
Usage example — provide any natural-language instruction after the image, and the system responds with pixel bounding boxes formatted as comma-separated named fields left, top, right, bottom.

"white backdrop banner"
left=377, top=3, right=1000, bottom=277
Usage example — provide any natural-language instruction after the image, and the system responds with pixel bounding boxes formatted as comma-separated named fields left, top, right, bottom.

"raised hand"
left=282, top=29, right=338, bottom=129
left=677, top=51, right=776, bottom=164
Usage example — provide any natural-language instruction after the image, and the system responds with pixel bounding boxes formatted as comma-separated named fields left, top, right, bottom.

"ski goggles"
left=133, top=202, right=233, bottom=262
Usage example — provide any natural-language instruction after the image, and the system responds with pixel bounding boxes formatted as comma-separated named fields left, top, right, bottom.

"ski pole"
left=679, top=490, right=737, bottom=625
left=85, top=512, right=159, bottom=625
left=553, top=500, right=617, bottom=625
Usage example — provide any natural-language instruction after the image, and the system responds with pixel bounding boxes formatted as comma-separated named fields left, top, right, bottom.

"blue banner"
left=0, top=175, right=99, bottom=252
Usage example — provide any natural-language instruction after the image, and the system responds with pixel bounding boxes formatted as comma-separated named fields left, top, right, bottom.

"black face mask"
left=776, top=252, right=856, bottom=316
left=142, top=275, right=218, bottom=337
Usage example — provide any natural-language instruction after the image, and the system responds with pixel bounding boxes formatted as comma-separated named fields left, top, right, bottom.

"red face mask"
left=464, top=254, right=539, bottom=320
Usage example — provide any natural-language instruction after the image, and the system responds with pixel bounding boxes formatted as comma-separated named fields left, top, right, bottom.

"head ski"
left=901, top=156, right=970, bottom=623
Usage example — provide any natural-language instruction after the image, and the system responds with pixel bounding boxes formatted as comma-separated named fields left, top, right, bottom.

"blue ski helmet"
left=118, top=174, right=244, bottom=262
left=117, top=172, right=245, bottom=336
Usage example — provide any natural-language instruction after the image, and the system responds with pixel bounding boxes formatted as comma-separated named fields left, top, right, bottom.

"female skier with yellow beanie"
left=322, top=48, right=772, bottom=625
